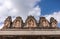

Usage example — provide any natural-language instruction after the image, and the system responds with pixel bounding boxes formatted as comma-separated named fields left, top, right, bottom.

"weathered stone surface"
left=39, top=17, right=50, bottom=28
left=24, top=16, right=37, bottom=28
left=1, top=16, right=60, bottom=39
left=2, top=16, right=58, bottom=29
left=50, top=17, right=57, bottom=28
left=12, top=16, right=23, bottom=29
left=2, top=16, right=12, bottom=29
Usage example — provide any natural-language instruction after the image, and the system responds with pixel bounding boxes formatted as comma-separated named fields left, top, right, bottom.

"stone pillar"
left=37, top=36, right=42, bottom=39
left=0, top=36, right=2, bottom=39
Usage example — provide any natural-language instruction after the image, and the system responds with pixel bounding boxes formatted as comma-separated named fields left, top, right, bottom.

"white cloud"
left=10, top=0, right=41, bottom=21
left=4, top=0, right=13, bottom=9
left=28, top=6, right=41, bottom=16
left=28, top=6, right=41, bottom=20
left=0, top=24, right=4, bottom=29
left=0, top=0, right=41, bottom=20
left=44, top=11, right=60, bottom=23
left=0, top=0, right=41, bottom=29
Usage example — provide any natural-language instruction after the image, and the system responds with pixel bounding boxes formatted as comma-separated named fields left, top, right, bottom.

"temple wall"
left=0, top=35, right=60, bottom=39
left=0, top=16, right=60, bottom=39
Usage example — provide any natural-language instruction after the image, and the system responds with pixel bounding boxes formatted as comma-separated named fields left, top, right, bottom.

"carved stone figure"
left=50, top=17, right=57, bottom=28
left=28, top=19, right=34, bottom=27
left=2, top=16, right=58, bottom=29
left=24, top=16, right=37, bottom=28
left=12, top=16, right=23, bottom=29
left=2, top=16, right=12, bottom=29
left=39, top=17, right=50, bottom=28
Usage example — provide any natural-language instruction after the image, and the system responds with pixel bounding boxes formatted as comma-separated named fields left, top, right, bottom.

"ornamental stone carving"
left=12, top=16, right=23, bottom=29
left=2, top=16, right=12, bottom=29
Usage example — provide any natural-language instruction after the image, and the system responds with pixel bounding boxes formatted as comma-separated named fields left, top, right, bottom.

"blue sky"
left=39, top=0, right=60, bottom=15
left=0, top=0, right=60, bottom=28
left=38, top=0, right=60, bottom=27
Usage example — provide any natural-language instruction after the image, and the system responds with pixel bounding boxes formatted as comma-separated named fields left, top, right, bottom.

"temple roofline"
left=0, top=29, right=60, bottom=35
left=2, top=16, right=59, bottom=29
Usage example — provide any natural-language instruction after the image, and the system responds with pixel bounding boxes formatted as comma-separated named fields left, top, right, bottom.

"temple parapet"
left=2, top=16, right=58, bottom=29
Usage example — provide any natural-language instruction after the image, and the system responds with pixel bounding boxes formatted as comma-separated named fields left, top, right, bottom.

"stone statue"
left=50, top=17, right=57, bottom=28
left=2, top=16, right=12, bottom=29
left=12, top=16, right=23, bottom=29
left=28, top=19, right=34, bottom=27
left=25, top=16, right=37, bottom=28
left=39, top=17, right=50, bottom=28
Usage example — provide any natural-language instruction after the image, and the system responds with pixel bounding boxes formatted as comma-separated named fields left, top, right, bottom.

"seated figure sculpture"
left=28, top=19, right=34, bottom=27
left=39, top=17, right=50, bottom=28
left=24, top=16, right=37, bottom=29
left=2, top=16, right=12, bottom=29
left=12, top=16, right=23, bottom=29
left=50, top=17, right=57, bottom=28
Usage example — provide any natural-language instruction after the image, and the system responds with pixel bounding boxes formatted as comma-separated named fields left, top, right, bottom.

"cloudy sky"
left=0, top=0, right=60, bottom=29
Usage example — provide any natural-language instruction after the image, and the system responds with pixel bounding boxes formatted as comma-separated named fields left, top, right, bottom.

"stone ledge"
left=0, top=29, right=60, bottom=35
